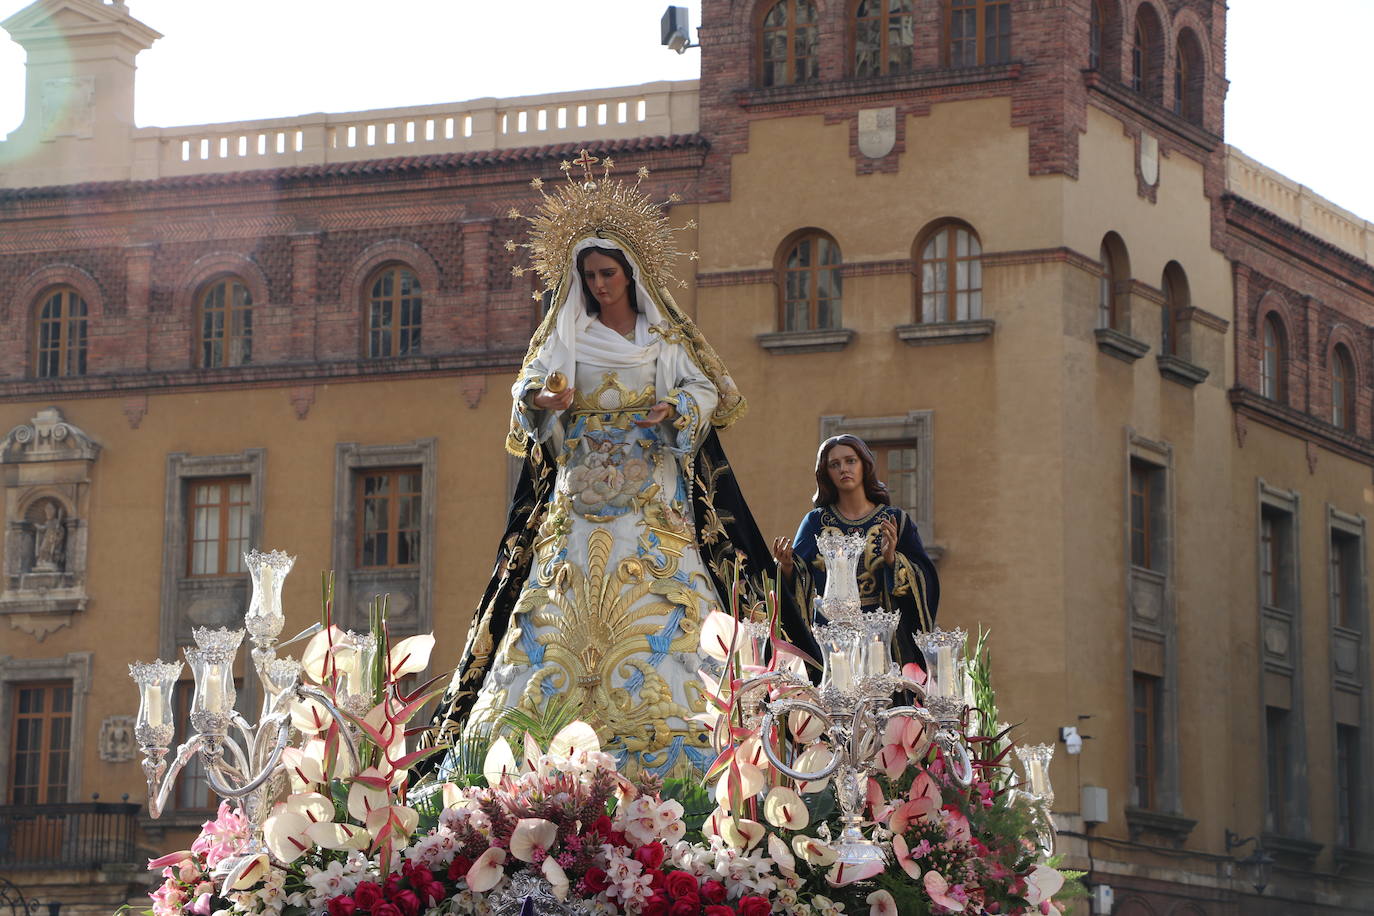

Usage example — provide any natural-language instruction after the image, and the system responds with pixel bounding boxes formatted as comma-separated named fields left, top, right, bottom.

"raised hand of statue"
left=532, top=386, right=575, bottom=410
left=879, top=514, right=898, bottom=567
left=771, top=536, right=795, bottom=577
left=632, top=401, right=676, bottom=427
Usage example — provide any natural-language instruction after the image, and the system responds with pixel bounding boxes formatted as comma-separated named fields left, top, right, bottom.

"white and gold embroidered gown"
left=465, top=240, right=726, bottom=775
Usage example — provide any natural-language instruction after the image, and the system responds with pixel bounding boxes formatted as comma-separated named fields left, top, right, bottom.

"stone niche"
left=0, top=407, right=100, bottom=640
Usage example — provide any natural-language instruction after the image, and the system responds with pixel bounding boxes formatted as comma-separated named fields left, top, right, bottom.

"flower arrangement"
left=135, top=586, right=1082, bottom=916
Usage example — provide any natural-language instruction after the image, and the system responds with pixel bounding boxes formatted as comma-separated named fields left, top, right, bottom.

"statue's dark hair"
left=812, top=434, right=890, bottom=508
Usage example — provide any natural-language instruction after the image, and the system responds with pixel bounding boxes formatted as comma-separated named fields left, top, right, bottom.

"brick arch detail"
left=1172, top=7, right=1211, bottom=69
left=11, top=263, right=106, bottom=325
left=751, top=0, right=829, bottom=85
left=1114, top=896, right=1159, bottom=916
left=1325, top=323, right=1365, bottom=390
left=1255, top=289, right=1296, bottom=346
left=172, top=252, right=271, bottom=317
left=1092, top=0, right=1128, bottom=78
left=341, top=239, right=442, bottom=305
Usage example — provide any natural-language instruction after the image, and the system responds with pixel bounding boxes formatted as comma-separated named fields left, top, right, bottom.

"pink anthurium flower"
left=466, top=847, right=507, bottom=893
left=909, top=770, right=943, bottom=807
left=892, top=835, right=922, bottom=880
left=763, top=786, right=810, bottom=830
left=868, top=889, right=898, bottom=916
left=510, top=818, right=558, bottom=862
left=876, top=743, right=907, bottom=780
left=902, top=661, right=927, bottom=685
left=827, top=859, right=886, bottom=887
left=924, top=871, right=965, bottom=912
left=943, top=807, right=973, bottom=844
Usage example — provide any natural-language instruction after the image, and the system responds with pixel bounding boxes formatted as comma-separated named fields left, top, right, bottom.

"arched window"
left=1260, top=314, right=1286, bottom=403
left=34, top=286, right=88, bottom=378
left=1098, top=233, right=1129, bottom=330
left=1160, top=262, right=1188, bottom=357
left=947, top=0, right=1011, bottom=67
left=1332, top=344, right=1355, bottom=431
left=760, top=0, right=819, bottom=87
left=366, top=264, right=422, bottom=358
left=780, top=231, right=842, bottom=331
left=1089, top=0, right=1121, bottom=79
left=918, top=222, right=983, bottom=323
left=1175, top=28, right=1205, bottom=124
left=855, top=0, right=914, bottom=78
left=197, top=276, right=253, bottom=368
left=1131, top=4, right=1164, bottom=103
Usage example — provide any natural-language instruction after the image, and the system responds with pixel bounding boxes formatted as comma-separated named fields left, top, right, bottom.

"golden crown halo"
left=505, top=150, right=698, bottom=297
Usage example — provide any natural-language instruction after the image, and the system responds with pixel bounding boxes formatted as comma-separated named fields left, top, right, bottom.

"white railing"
left=124, top=80, right=699, bottom=180
left=1226, top=146, right=1374, bottom=264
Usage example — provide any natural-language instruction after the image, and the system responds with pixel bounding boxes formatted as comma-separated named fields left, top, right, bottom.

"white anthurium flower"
left=441, top=783, right=468, bottom=808
left=362, top=702, right=408, bottom=786
left=466, top=847, right=507, bottom=893
left=483, top=736, right=517, bottom=787
left=387, top=633, right=435, bottom=678
left=346, top=767, right=391, bottom=822
left=549, top=720, right=600, bottom=757
left=542, top=857, right=570, bottom=900
left=699, top=610, right=742, bottom=662
left=702, top=806, right=731, bottom=840
left=768, top=833, right=796, bottom=876
left=788, top=709, right=827, bottom=743
left=763, top=786, right=810, bottom=831
left=714, top=759, right=766, bottom=808
left=300, top=625, right=346, bottom=685
left=263, top=793, right=334, bottom=864
left=290, top=695, right=333, bottom=736
left=510, top=818, right=558, bottom=863
left=792, top=835, right=838, bottom=867
left=279, top=744, right=326, bottom=792
left=307, top=821, right=369, bottom=851
left=868, top=888, right=898, bottom=915
left=1024, top=864, right=1065, bottom=906
left=794, top=745, right=836, bottom=794
left=828, top=859, right=885, bottom=887
left=522, top=732, right=543, bottom=773
left=364, top=803, right=419, bottom=842
left=735, top=735, right=766, bottom=769
left=720, top=815, right=766, bottom=851
left=220, top=853, right=270, bottom=895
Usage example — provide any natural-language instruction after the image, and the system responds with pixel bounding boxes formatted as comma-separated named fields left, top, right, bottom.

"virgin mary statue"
left=425, top=155, right=817, bottom=775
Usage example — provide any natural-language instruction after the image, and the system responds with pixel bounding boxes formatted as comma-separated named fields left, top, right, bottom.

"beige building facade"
left=0, top=0, right=1370, bottom=913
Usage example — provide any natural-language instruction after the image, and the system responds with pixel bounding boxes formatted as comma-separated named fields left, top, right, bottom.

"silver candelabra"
left=128, top=550, right=360, bottom=887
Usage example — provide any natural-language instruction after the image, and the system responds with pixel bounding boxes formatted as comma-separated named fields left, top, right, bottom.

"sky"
left=0, top=0, right=1367, bottom=221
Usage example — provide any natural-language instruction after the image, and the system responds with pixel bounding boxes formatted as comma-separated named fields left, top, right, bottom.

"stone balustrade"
left=1226, top=146, right=1374, bottom=264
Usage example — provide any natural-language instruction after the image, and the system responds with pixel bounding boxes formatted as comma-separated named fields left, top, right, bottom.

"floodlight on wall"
left=661, top=6, right=697, bottom=54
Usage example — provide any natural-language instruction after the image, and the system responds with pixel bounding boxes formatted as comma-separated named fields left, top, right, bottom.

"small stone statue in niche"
left=33, top=501, right=66, bottom=572
left=99, top=715, right=136, bottom=763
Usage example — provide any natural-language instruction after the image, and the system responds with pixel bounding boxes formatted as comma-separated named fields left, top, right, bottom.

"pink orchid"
left=924, top=871, right=965, bottom=912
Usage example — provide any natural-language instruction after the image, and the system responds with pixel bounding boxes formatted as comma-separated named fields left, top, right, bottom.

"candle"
left=203, top=675, right=223, bottom=714
left=1029, top=760, right=1047, bottom=797
left=143, top=684, right=163, bottom=726
left=868, top=635, right=888, bottom=676
left=261, top=564, right=275, bottom=618
left=935, top=646, right=955, bottom=697
left=828, top=651, right=853, bottom=691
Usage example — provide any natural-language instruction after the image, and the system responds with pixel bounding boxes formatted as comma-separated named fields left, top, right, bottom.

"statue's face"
left=581, top=250, right=631, bottom=314
left=825, top=445, right=863, bottom=494
left=44, top=503, right=56, bottom=519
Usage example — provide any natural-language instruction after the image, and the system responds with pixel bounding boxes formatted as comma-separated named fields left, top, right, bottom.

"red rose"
left=590, top=815, right=614, bottom=837
left=422, top=881, right=446, bottom=905
left=447, top=855, right=472, bottom=882
left=665, top=871, right=700, bottom=900
left=583, top=866, right=612, bottom=893
left=671, top=896, right=702, bottom=916
left=326, top=898, right=357, bottom=916
left=372, top=905, right=403, bottom=916
left=705, top=907, right=735, bottom=916
left=642, top=895, right=672, bottom=916
left=382, top=875, right=402, bottom=898
left=739, top=895, right=770, bottom=916
left=700, top=880, right=728, bottom=904
left=391, top=889, right=421, bottom=916
left=352, top=882, right=383, bottom=910
left=607, top=829, right=629, bottom=847
left=635, top=842, right=667, bottom=870
left=647, top=869, right=667, bottom=891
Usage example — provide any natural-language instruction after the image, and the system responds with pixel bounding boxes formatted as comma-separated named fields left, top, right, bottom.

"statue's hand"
left=632, top=401, right=675, bottom=427
left=772, top=536, right=795, bottom=577
left=532, top=386, right=574, bottom=410
left=879, top=515, right=898, bottom=566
